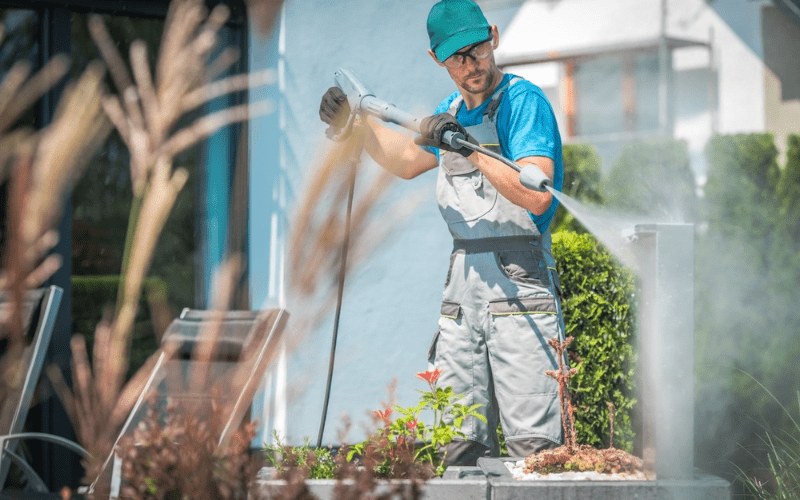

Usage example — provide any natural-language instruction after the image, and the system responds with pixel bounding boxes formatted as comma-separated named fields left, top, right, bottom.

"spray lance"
left=326, top=67, right=553, bottom=192
left=316, top=68, right=553, bottom=448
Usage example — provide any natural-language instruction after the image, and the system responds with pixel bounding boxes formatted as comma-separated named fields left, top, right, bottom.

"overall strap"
left=484, top=76, right=522, bottom=122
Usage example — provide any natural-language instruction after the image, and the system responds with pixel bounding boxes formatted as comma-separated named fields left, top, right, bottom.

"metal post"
left=632, top=223, right=695, bottom=480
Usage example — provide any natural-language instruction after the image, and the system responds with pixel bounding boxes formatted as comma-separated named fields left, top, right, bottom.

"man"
left=319, top=0, right=566, bottom=465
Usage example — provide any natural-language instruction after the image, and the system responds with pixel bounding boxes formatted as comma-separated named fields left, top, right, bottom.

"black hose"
left=316, top=159, right=357, bottom=449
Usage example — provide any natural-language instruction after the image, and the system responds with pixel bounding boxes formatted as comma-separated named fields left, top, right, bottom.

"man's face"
left=445, top=45, right=498, bottom=95
left=432, top=25, right=501, bottom=97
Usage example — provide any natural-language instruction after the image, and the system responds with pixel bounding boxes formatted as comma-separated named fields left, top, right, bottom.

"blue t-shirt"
left=429, top=73, right=563, bottom=233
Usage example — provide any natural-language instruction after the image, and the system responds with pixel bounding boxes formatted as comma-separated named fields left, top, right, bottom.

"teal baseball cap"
left=427, top=0, right=491, bottom=62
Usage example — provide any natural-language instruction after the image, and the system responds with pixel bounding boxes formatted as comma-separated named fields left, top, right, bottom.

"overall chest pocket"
left=437, top=169, right=499, bottom=224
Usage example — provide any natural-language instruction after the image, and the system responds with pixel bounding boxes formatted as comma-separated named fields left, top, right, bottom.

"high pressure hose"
left=316, top=148, right=357, bottom=449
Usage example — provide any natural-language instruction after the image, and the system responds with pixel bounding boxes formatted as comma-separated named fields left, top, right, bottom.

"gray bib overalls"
left=428, top=78, right=565, bottom=460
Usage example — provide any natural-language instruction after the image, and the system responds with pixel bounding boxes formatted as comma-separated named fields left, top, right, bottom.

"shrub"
left=703, top=133, right=780, bottom=243
left=603, top=138, right=697, bottom=220
left=552, top=231, right=637, bottom=452
left=695, top=133, right=800, bottom=492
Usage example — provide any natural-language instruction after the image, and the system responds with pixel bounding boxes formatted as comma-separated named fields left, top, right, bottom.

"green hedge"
left=552, top=231, right=637, bottom=452
left=71, top=275, right=168, bottom=380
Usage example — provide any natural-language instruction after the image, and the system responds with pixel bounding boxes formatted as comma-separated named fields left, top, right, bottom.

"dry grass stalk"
left=244, top=0, right=285, bottom=37
left=0, top=27, right=111, bottom=416
left=53, top=0, right=275, bottom=468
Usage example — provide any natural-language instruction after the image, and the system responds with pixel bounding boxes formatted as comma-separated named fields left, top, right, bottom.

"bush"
left=603, top=138, right=697, bottom=220
left=695, top=133, right=800, bottom=491
left=71, top=275, right=168, bottom=379
left=703, top=133, right=780, bottom=243
left=552, top=231, right=637, bottom=452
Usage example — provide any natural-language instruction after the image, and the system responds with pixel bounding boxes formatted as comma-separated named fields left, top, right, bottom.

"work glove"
left=319, top=86, right=351, bottom=129
left=414, top=113, right=477, bottom=157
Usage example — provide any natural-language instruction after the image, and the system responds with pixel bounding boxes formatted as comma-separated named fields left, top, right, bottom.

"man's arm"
left=468, top=152, right=553, bottom=215
left=361, top=116, right=439, bottom=179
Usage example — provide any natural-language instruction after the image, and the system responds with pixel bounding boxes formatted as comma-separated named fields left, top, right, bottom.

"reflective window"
left=574, top=56, right=624, bottom=136
left=70, top=13, right=199, bottom=376
left=634, top=53, right=660, bottom=132
left=573, top=52, right=661, bottom=137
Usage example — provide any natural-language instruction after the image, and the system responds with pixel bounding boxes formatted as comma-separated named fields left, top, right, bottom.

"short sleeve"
left=496, top=83, right=559, bottom=163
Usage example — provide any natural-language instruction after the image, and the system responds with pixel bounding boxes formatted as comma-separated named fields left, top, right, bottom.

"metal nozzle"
left=519, top=164, right=552, bottom=192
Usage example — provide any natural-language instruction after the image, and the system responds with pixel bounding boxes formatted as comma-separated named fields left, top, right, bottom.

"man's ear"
left=428, top=49, right=446, bottom=67
left=491, top=25, right=500, bottom=49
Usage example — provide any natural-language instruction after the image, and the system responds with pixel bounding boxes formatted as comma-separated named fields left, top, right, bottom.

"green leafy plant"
left=347, top=369, right=486, bottom=477
left=264, top=432, right=339, bottom=480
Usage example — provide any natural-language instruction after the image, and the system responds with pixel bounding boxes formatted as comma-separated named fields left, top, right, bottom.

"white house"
left=494, top=0, right=800, bottom=179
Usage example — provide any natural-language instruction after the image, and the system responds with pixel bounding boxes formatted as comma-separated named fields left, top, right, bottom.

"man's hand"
left=319, top=86, right=351, bottom=128
left=414, top=113, right=476, bottom=157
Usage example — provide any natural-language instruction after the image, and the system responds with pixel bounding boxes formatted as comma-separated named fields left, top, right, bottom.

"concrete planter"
left=477, top=457, right=731, bottom=500
left=250, top=466, right=488, bottom=500
left=251, top=458, right=731, bottom=500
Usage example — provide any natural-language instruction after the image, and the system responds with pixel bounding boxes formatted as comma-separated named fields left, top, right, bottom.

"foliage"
left=347, top=369, right=485, bottom=477
left=702, top=133, right=781, bottom=243
left=603, top=138, right=697, bottom=220
left=264, top=433, right=339, bottom=480
left=775, top=134, right=800, bottom=244
left=694, top=133, right=800, bottom=491
left=551, top=144, right=604, bottom=234
left=71, top=275, right=167, bottom=379
left=117, top=396, right=261, bottom=500
left=551, top=231, right=637, bottom=452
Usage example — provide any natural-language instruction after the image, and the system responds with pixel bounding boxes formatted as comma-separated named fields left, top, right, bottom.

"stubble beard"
left=457, top=57, right=500, bottom=96
left=460, top=67, right=493, bottom=94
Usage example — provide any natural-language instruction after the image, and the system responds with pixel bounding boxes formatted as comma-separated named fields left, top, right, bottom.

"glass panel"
left=70, top=13, right=199, bottom=378
left=574, top=56, right=624, bottom=136
left=634, top=52, right=660, bottom=132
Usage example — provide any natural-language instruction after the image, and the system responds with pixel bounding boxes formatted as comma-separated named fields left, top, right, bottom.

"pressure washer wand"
left=329, top=67, right=553, bottom=193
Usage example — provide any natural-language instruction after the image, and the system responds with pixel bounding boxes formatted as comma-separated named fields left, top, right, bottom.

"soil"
left=524, top=444, right=644, bottom=476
